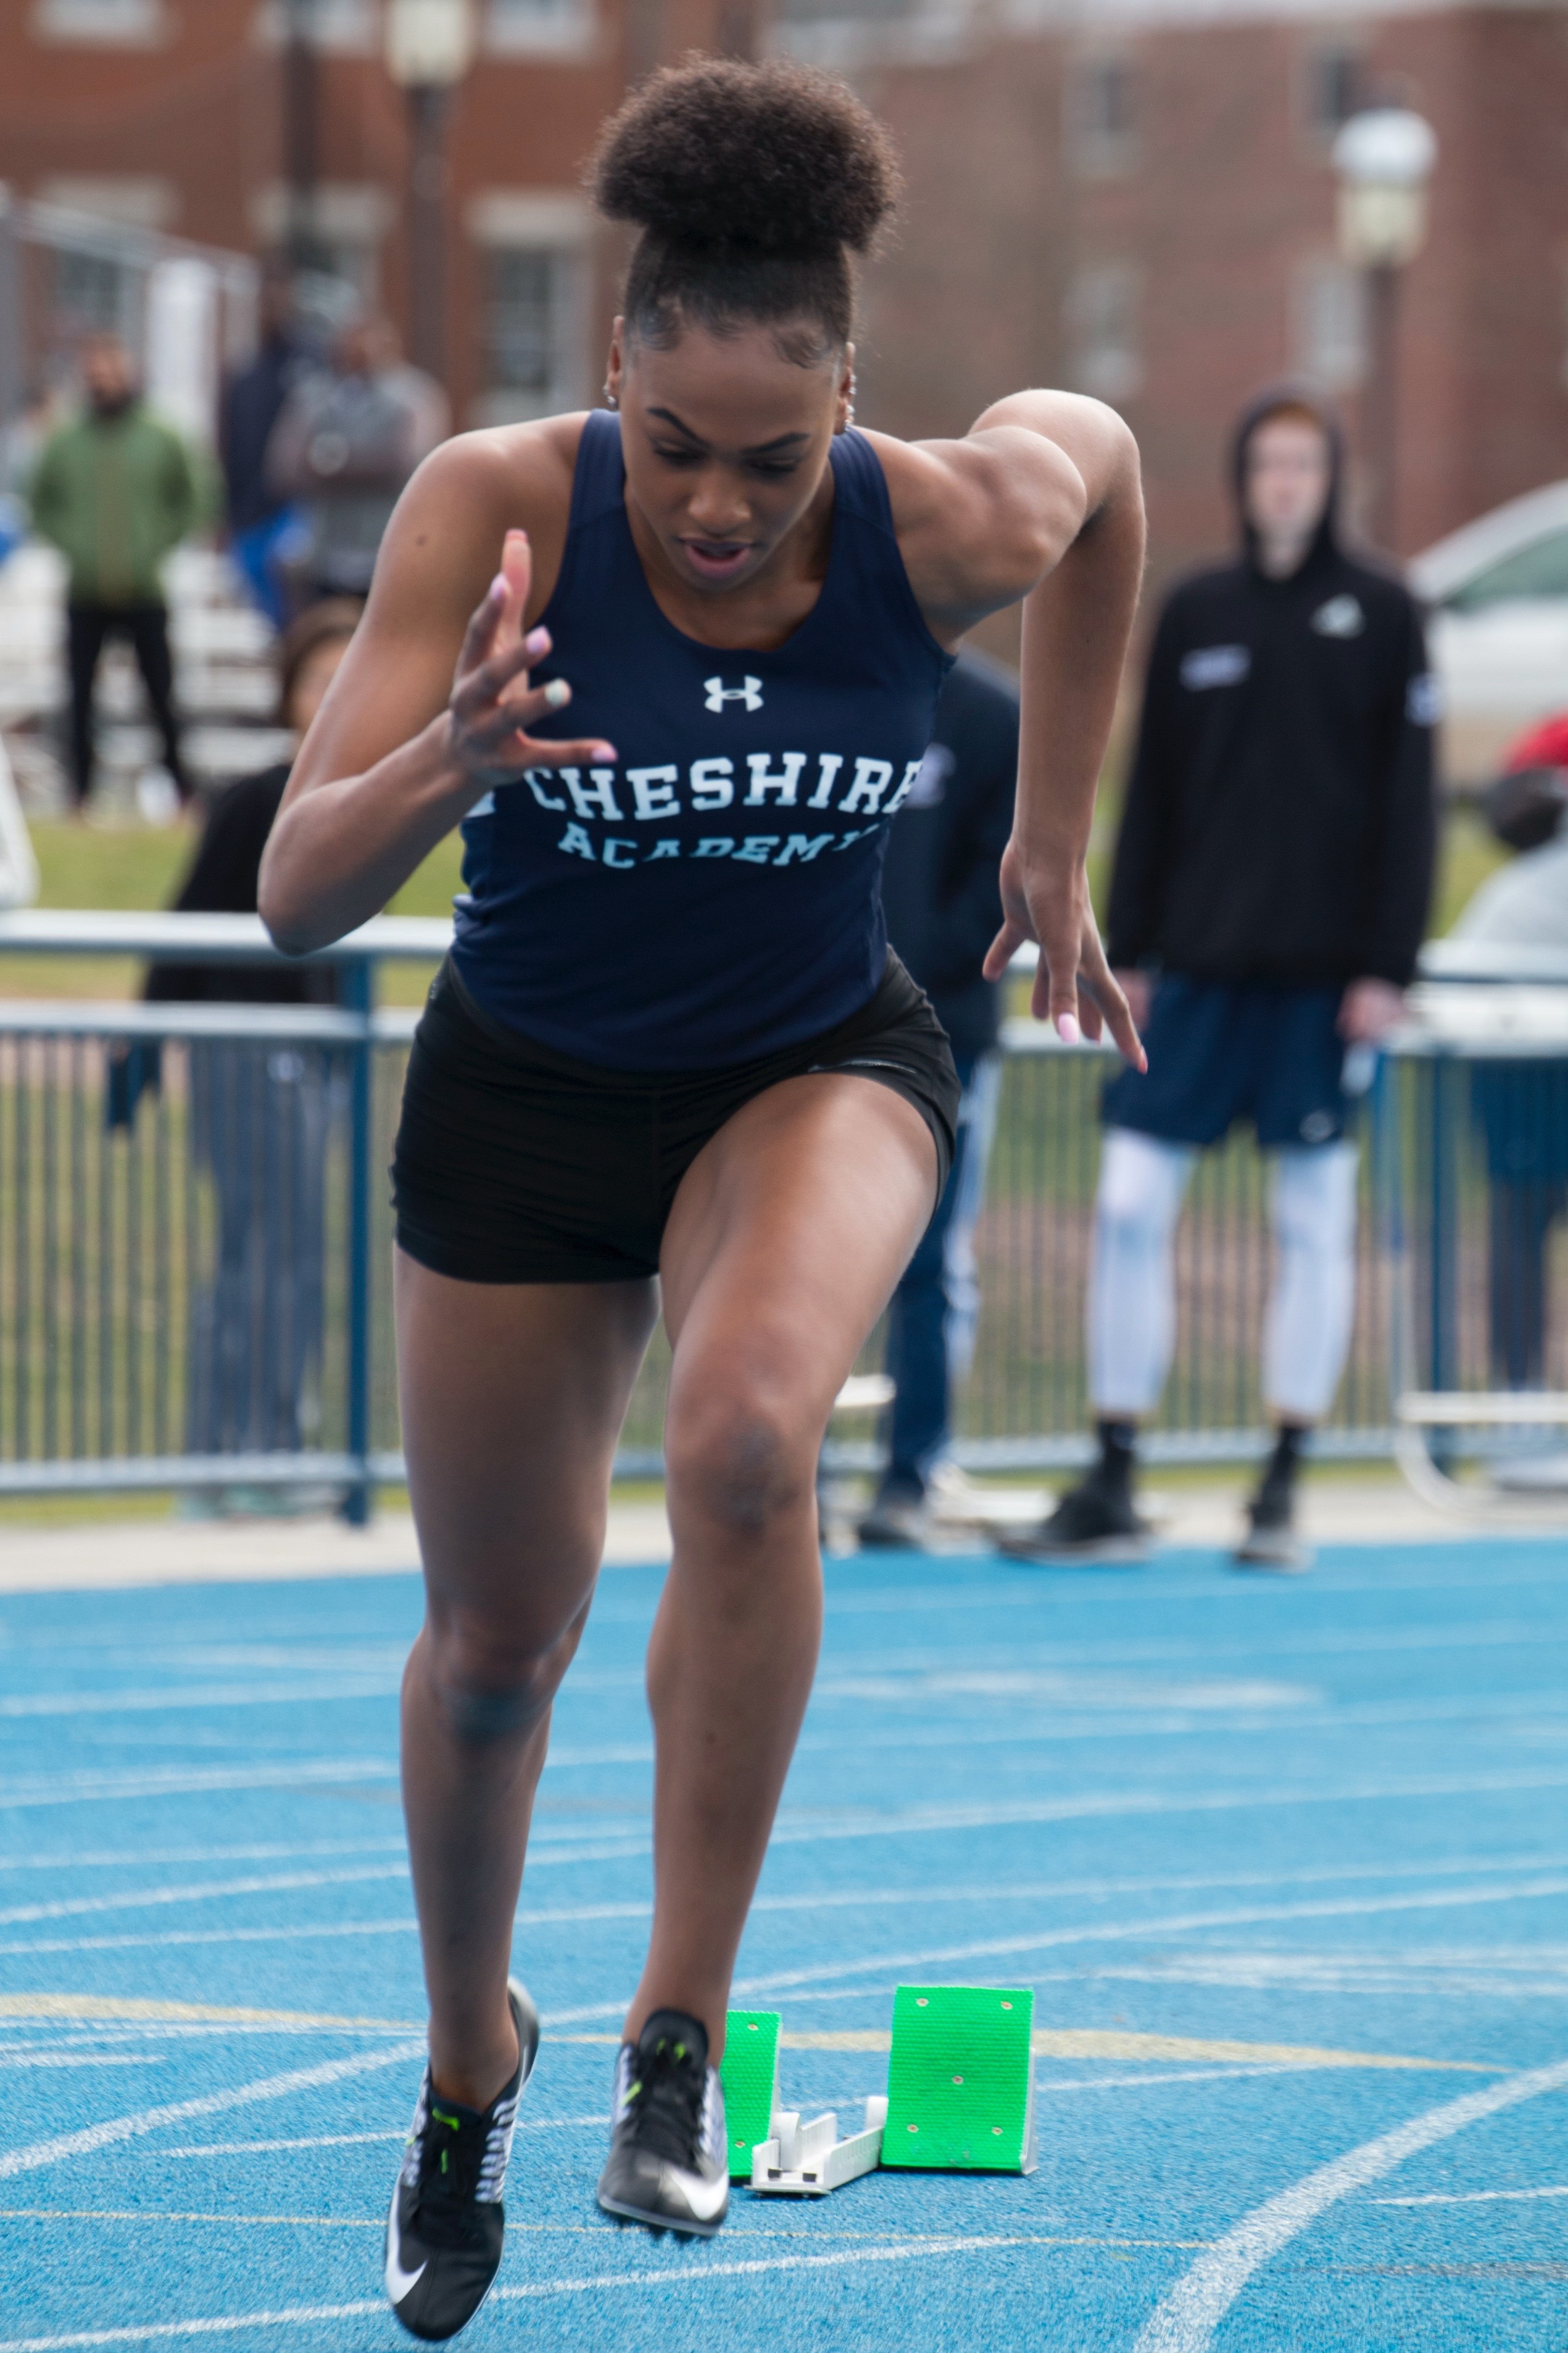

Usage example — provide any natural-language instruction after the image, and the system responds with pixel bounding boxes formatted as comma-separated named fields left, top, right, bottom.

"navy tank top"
left=450, top=409, right=953, bottom=1070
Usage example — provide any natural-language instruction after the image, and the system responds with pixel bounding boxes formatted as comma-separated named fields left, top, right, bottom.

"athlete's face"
left=608, top=319, right=852, bottom=598
left=1243, top=415, right=1333, bottom=548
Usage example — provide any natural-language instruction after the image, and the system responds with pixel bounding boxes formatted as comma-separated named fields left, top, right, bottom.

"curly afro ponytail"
left=589, top=58, right=900, bottom=359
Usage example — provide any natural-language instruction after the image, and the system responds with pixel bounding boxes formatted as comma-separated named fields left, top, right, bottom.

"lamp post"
left=283, top=0, right=323, bottom=273
left=1332, top=106, right=1437, bottom=552
left=386, top=0, right=478, bottom=388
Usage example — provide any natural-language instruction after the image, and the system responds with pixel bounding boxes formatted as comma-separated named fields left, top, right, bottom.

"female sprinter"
left=259, top=57, right=1145, bottom=2342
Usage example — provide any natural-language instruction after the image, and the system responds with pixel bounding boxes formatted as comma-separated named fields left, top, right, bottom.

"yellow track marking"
left=0, top=1996, right=416, bottom=2030
left=1037, top=2031, right=1491, bottom=2071
left=0, top=2001, right=1491, bottom=2072
left=771, top=2028, right=1491, bottom=2070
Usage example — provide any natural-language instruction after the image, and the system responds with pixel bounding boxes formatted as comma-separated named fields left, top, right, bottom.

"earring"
left=603, top=381, right=619, bottom=410
left=844, top=370, right=858, bottom=430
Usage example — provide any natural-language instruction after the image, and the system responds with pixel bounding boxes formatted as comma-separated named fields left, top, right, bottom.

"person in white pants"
left=1081, top=1125, right=1361, bottom=1564
left=1004, top=384, right=1437, bottom=1570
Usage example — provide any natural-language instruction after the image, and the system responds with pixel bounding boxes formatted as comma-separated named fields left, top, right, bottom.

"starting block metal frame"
left=752, top=2096, right=889, bottom=2195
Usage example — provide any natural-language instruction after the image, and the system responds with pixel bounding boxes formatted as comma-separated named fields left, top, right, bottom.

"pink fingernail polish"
left=595, top=745, right=618, bottom=762
left=489, top=575, right=507, bottom=602
left=1057, top=1013, right=1081, bottom=1046
left=525, top=627, right=549, bottom=657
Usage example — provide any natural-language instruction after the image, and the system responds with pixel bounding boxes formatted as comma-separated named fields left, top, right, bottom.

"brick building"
left=2, top=0, right=1564, bottom=591
left=818, top=0, right=1568, bottom=593
left=0, top=0, right=658, bottom=433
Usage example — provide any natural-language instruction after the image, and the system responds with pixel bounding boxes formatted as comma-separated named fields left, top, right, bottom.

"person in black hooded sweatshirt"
left=1005, top=386, right=1437, bottom=1570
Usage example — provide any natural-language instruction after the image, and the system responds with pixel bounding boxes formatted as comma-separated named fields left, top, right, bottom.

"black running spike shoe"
left=1233, top=1476, right=1313, bottom=1573
left=596, top=2008, right=729, bottom=2236
left=384, top=1979, right=540, bottom=2341
left=998, top=1474, right=1154, bottom=1565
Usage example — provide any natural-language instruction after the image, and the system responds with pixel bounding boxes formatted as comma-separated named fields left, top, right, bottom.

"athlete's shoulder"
left=375, top=414, right=590, bottom=626
left=859, top=424, right=1082, bottom=638
left=402, top=412, right=586, bottom=528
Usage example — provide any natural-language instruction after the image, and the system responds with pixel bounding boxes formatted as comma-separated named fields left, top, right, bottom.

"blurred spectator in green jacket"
left=29, top=334, right=204, bottom=814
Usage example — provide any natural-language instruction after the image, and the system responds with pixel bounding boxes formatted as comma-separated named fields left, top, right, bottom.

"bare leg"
left=623, top=1075, right=938, bottom=2059
left=395, top=1253, right=658, bottom=2107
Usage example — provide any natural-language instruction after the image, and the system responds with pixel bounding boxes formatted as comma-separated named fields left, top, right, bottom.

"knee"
left=1097, top=1133, right=1187, bottom=1247
left=1274, top=1147, right=1358, bottom=1257
left=666, top=1386, right=816, bottom=1541
left=418, top=1601, right=586, bottom=1747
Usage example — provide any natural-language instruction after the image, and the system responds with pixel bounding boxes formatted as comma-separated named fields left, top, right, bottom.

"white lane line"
left=1376, top=2184, right=1568, bottom=2205
left=0, top=2057, right=160, bottom=2073
left=165, top=2133, right=402, bottom=2156
left=0, top=2042, right=423, bottom=2183
left=813, top=1617, right=1568, bottom=1665
left=1047, top=1952, right=1568, bottom=1999
left=1039, top=2065, right=1312, bottom=2094
left=164, top=2116, right=612, bottom=2157
left=1132, top=2056, right=1568, bottom=2353
left=812, top=1671, right=1317, bottom=1708
left=734, top=1872, right=1568, bottom=1997
left=0, top=1924, right=418, bottom=1960
left=9, top=1757, right=1568, bottom=1832
left=7, top=1849, right=1567, bottom=1960
left=0, top=2234, right=1027, bottom=2348
left=0, top=1841, right=407, bottom=1876
left=0, top=1684, right=399, bottom=1720
left=0, top=2025, right=412, bottom=2048
left=761, top=1768, right=1568, bottom=1849
left=0, top=1762, right=400, bottom=1812
left=15, top=1870, right=1559, bottom=1965
left=0, top=1864, right=409, bottom=1930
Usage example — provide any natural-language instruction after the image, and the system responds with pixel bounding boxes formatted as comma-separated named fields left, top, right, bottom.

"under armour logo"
left=704, top=675, right=763, bottom=714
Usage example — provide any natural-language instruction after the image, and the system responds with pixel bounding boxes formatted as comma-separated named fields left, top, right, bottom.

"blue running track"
left=2, top=1535, right=1568, bottom=2350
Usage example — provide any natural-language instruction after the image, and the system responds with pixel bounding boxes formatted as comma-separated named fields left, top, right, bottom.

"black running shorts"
left=391, top=954, right=961, bottom=1285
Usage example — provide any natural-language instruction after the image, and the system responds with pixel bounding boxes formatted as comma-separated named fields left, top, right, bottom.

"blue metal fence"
left=0, top=911, right=1563, bottom=1512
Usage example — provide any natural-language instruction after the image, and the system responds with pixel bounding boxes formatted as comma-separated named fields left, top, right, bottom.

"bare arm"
left=876, top=391, right=1147, bottom=1063
left=258, top=421, right=615, bottom=956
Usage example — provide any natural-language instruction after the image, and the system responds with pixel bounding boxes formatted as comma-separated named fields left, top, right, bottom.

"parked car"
left=1410, top=481, right=1568, bottom=789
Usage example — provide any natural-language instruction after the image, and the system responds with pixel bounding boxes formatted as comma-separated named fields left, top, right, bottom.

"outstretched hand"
left=983, top=837, right=1147, bottom=1070
left=447, top=529, right=616, bottom=786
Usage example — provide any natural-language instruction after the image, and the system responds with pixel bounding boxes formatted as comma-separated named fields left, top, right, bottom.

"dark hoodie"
left=1105, top=388, right=1437, bottom=989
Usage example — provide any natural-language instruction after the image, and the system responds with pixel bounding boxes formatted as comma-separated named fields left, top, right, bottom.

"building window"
left=254, top=0, right=378, bottom=52
left=1069, top=52, right=1139, bottom=177
left=52, top=249, right=136, bottom=340
left=1301, top=38, right=1363, bottom=142
left=478, top=248, right=583, bottom=425
left=1292, top=256, right=1367, bottom=392
left=31, top=0, right=167, bottom=41
left=1065, top=264, right=1142, bottom=405
left=484, top=0, right=594, bottom=52
left=38, top=175, right=178, bottom=232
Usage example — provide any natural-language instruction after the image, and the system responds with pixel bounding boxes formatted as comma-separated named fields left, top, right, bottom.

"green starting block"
left=721, top=2009, right=887, bottom=2195
left=881, top=1983, right=1037, bottom=2173
left=720, top=2011, right=782, bottom=2181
